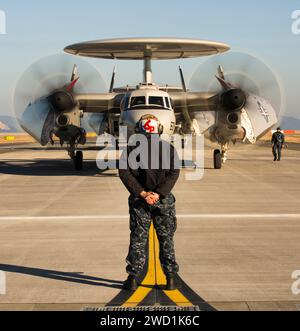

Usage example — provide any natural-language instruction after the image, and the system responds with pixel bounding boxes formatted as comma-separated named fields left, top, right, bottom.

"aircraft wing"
left=169, top=92, right=218, bottom=112
left=169, top=91, right=218, bottom=134
left=75, top=93, right=124, bottom=113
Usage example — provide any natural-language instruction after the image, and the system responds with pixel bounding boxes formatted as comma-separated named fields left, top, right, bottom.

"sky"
left=0, top=0, right=299, bottom=121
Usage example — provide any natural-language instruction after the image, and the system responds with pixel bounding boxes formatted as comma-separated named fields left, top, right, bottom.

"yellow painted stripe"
left=122, top=286, right=153, bottom=307
left=122, top=221, right=194, bottom=307
left=122, top=223, right=156, bottom=307
left=163, top=290, right=194, bottom=307
left=141, top=223, right=156, bottom=286
left=86, top=132, right=97, bottom=138
left=154, top=228, right=167, bottom=286
left=153, top=225, right=193, bottom=307
left=4, top=136, right=15, bottom=141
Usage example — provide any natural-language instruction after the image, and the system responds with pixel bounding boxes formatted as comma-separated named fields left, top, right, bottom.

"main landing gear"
left=213, top=149, right=222, bottom=169
left=68, top=143, right=83, bottom=170
left=213, top=142, right=229, bottom=169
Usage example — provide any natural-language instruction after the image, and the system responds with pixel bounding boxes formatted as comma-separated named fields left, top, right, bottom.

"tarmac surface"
left=0, top=140, right=300, bottom=311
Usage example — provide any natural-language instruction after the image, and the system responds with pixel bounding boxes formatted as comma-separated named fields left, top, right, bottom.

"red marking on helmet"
left=143, top=119, right=155, bottom=133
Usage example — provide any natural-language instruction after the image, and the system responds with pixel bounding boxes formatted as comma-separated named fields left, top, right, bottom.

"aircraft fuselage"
left=119, top=84, right=176, bottom=136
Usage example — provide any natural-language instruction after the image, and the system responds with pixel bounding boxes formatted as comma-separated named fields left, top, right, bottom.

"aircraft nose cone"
left=121, top=109, right=175, bottom=135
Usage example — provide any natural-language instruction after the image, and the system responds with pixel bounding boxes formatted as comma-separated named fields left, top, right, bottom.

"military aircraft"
left=14, top=38, right=280, bottom=170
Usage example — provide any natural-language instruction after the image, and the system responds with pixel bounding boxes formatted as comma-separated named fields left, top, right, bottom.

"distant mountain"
left=279, top=116, right=300, bottom=130
left=0, top=121, right=10, bottom=131
left=0, top=116, right=22, bottom=133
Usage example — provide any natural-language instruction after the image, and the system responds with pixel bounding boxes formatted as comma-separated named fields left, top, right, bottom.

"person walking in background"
left=272, top=127, right=286, bottom=162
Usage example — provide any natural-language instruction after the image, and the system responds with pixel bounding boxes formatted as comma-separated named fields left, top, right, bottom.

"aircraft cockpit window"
left=149, top=96, right=164, bottom=107
left=121, top=94, right=130, bottom=110
left=131, top=96, right=146, bottom=108
left=164, top=97, right=171, bottom=109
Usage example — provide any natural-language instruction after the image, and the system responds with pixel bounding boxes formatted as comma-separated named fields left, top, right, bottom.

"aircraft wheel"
left=74, top=151, right=83, bottom=170
left=214, top=149, right=222, bottom=169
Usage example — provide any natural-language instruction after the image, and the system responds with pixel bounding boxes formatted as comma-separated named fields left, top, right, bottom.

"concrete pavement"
left=0, top=141, right=299, bottom=310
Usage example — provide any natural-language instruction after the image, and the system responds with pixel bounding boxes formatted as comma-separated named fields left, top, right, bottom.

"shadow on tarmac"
left=0, top=158, right=212, bottom=176
left=0, top=264, right=123, bottom=289
left=0, top=159, right=118, bottom=177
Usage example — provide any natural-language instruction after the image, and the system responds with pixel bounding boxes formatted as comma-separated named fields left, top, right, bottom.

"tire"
left=74, top=151, right=83, bottom=170
left=214, top=149, right=222, bottom=169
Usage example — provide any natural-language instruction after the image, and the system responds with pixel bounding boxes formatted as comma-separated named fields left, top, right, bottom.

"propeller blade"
left=179, top=66, right=187, bottom=92
left=13, top=53, right=107, bottom=141
left=188, top=51, right=285, bottom=119
left=215, top=75, right=232, bottom=90
left=66, top=77, right=80, bottom=91
left=70, top=64, right=78, bottom=82
left=218, top=65, right=225, bottom=80
left=109, top=65, right=117, bottom=93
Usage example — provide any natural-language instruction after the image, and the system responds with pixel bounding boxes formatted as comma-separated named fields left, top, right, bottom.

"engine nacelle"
left=50, top=90, right=76, bottom=112
left=221, top=88, right=246, bottom=112
left=20, top=96, right=85, bottom=146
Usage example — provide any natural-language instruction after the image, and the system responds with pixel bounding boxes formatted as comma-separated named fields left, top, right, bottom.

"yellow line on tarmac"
left=153, top=227, right=167, bottom=286
left=121, top=286, right=153, bottom=308
left=122, top=223, right=156, bottom=307
left=163, top=289, right=194, bottom=307
left=141, top=223, right=156, bottom=286
left=122, top=222, right=194, bottom=307
left=153, top=226, right=193, bottom=307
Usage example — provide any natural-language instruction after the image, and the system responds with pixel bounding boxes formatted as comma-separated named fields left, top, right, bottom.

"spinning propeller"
left=13, top=54, right=106, bottom=145
left=189, top=51, right=285, bottom=119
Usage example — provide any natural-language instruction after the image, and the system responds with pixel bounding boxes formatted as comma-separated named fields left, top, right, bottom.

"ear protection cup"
left=158, top=123, right=164, bottom=135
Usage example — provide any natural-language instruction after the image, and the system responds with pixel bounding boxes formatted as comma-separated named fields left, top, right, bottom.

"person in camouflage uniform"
left=127, top=193, right=178, bottom=277
left=119, top=115, right=180, bottom=291
left=271, top=127, right=286, bottom=162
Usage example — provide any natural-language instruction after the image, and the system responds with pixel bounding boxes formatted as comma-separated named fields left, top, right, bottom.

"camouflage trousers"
left=272, top=143, right=283, bottom=160
left=126, top=193, right=179, bottom=278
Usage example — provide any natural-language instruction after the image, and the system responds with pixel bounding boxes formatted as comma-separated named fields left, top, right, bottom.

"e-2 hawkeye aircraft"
left=14, top=38, right=280, bottom=170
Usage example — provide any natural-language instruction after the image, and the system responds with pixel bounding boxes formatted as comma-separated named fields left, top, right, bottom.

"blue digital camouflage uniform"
left=126, top=193, right=179, bottom=277
left=119, top=135, right=180, bottom=279
left=272, top=131, right=285, bottom=161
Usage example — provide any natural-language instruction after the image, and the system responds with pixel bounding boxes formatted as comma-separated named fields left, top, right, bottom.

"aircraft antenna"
left=179, top=66, right=187, bottom=92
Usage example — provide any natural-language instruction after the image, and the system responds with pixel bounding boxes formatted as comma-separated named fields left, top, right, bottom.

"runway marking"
left=152, top=229, right=194, bottom=307
left=1, top=214, right=300, bottom=221
left=122, top=286, right=153, bottom=308
left=122, top=223, right=156, bottom=307
left=107, top=222, right=215, bottom=310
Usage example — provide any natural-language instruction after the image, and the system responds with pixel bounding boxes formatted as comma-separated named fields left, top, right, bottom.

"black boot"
left=123, top=275, right=138, bottom=291
left=166, top=275, right=176, bottom=291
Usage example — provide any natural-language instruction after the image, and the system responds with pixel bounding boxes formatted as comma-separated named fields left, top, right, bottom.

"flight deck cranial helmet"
left=136, top=114, right=164, bottom=135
